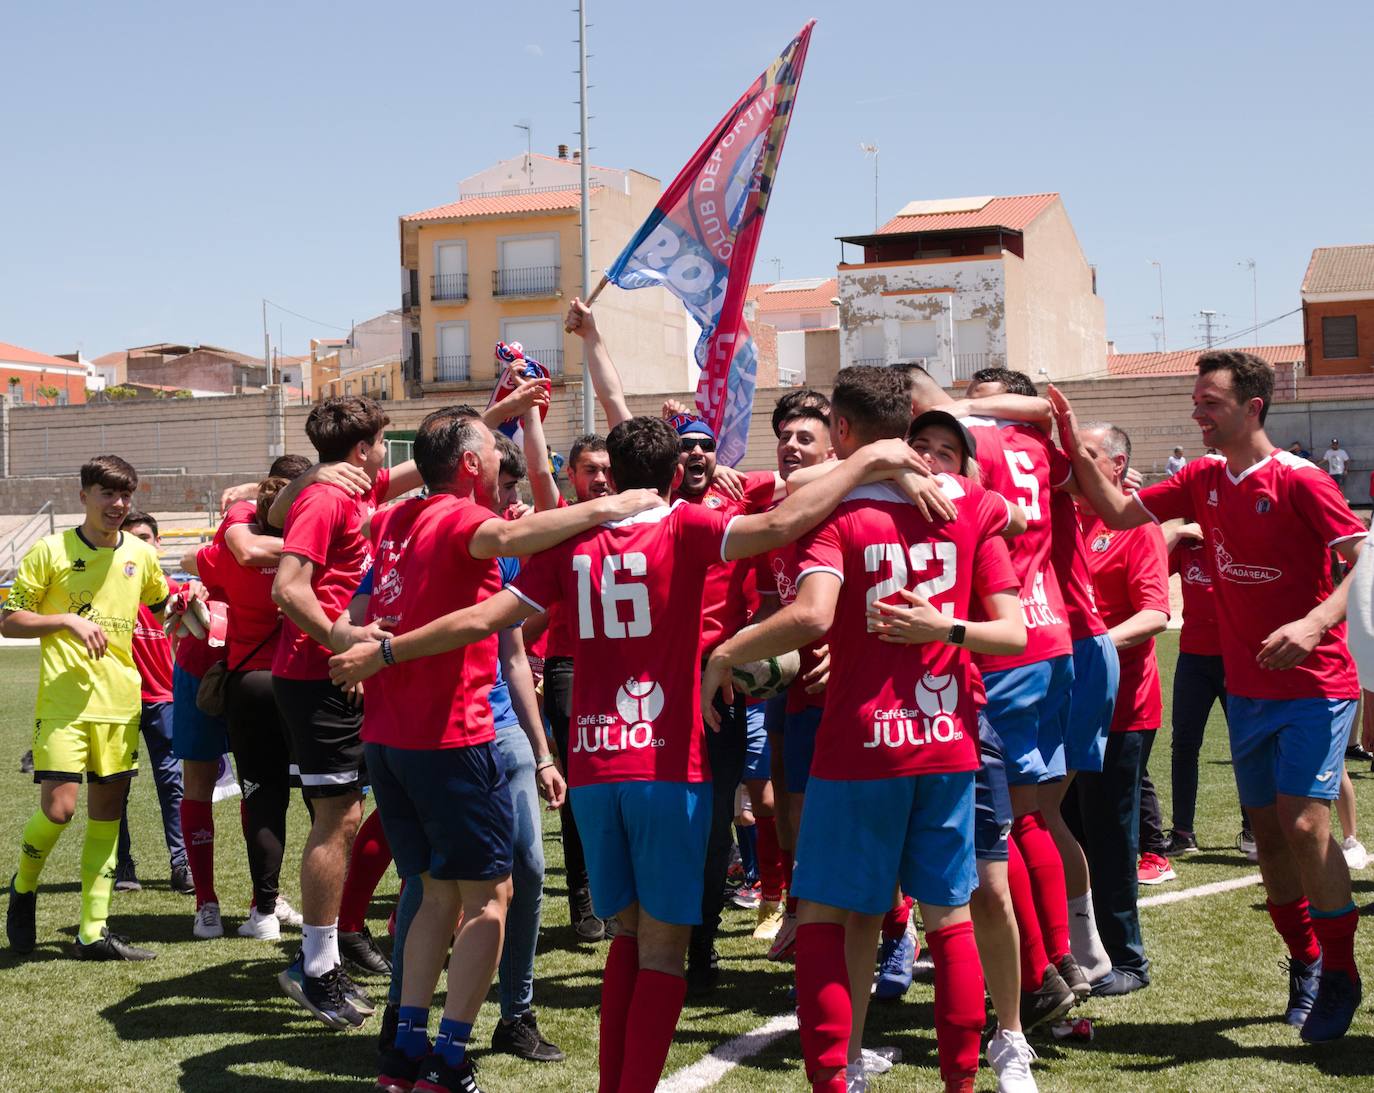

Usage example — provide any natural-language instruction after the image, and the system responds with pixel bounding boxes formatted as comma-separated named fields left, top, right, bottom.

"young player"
left=4, top=455, right=169, bottom=960
left=1053, top=350, right=1367, bottom=1041
left=329, top=412, right=936, bottom=1093
left=702, top=368, right=1027, bottom=1093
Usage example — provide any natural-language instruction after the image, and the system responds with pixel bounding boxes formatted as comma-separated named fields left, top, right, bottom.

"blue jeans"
left=117, top=701, right=186, bottom=870
left=495, top=722, right=545, bottom=1020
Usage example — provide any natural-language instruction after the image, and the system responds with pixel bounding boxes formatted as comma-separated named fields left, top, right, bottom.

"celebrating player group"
left=4, top=295, right=1369, bottom=1093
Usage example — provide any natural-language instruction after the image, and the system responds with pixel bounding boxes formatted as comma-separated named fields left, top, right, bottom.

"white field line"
left=658, top=873, right=1265, bottom=1091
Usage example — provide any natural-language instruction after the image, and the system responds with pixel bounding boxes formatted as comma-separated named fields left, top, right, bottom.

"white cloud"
left=524, top=43, right=543, bottom=57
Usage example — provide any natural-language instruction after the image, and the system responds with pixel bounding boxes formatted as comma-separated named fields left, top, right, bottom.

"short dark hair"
left=831, top=366, right=911, bottom=441
left=305, top=396, right=391, bottom=462
left=413, top=405, right=482, bottom=490
left=81, top=454, right=138, bottom=492
left=607, top=417, right=679, bottom=492
left=772, top=389, right=831, bottom=437
left=255, top=477, right=290, bottom=534
left=496, top=433, right=527, bottom=480
left=970, top=367, right=1037, bottom=397
left=121, top=510, right=158, bottom=537
left=569, top=433, right=607, bottom=469
left=269, top=454, right=313, bottom=480
left=1197, top=350, right=1273, bottom=424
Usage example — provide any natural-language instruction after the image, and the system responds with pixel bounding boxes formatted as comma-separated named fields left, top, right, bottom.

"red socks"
left=1011, top=811, right=1070, bottom=963
left=339, top=809, right=392, bottom=933
left=881, top=894, right=914, bottom=942
left=796, top=922, right=851, bottom=1081
left=180, top=798, right=217, bottom=909
left=598, top=934, right=638, bottom=1093
left=756, top=816, right=785, bottom=903
left=928, top=920, right=985, bottom=1088
left=618, top=969, right=688, bottom=1092
left=1311, top=904, right=1359, bottom=977
left=1007, top=839, right=1048, bottom=990
left=1267, top=897, right=1322, bottom=966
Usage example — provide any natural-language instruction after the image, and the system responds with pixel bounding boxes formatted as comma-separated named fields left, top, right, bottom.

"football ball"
left=731, top=650, right=802, bottom=700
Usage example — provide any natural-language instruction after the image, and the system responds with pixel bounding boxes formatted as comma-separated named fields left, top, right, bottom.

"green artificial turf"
left=1, top=634, right=1372, bottom=1091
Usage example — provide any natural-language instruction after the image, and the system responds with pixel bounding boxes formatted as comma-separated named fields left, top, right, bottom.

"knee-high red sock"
left=796, top=922, right=851, bottom=1083
left=1267, top=898, right=1322, bottom=966
left=180, top=798, right=217, bottom=909
left=598, top=934, right=638, bottom=1093
left=882, top=893, right=914, bottom=942
left=1012, top=811, right=1070, bottom=963
left=928, top=920, right=985, bottom=1088
left=1311, top=904, right=1359, bottom=977
left=617, top=968, right=687, bottom=1092
left=339, top=809, right=392, bottom=933
left=1007, top=839, right=1048, bottom=990
left=756, top=816, right=784, bottom=903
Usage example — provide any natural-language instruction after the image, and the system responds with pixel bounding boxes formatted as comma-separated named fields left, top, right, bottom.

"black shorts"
left=271, top=676, right=365, bottom=799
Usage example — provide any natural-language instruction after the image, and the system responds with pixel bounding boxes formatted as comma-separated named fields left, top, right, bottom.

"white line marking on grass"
left=657, top=1012, right=798, bottom=1092
left=660, top=872, right=1266, bottom=1090
left=1139, top=873, right=1264, bottom=908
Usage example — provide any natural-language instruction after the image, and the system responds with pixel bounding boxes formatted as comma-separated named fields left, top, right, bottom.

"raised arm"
left=469, top=489, right=661, bottom=560
left=1048, top=385, right=1150, bottom=529
left=519, top=395, right=562, bottom=512
left=948, top=393, right=1052, bottom=431
left=566, top=298, right=632, bottom=427
left=482, top=369, right=552, bottom=436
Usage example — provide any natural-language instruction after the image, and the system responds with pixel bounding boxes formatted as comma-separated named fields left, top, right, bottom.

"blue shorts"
left=792, top=771, right=977, bottom=914
left=783, top=706, right=822, bottom=794
left=570, top=781, right=711, bottom=925
left=974, top=714, right=1013, bottom=863
left=1064, top=634, right=1120, bottom=774
left=763, top=693, right=787, bottom=738
left=171, top=665, right=229, bottom=762
left=983, top=655, right=1074, bottom=785
left=1227, top=697, right=1356, bottom=807
left=742, top=704, right=771, bottom=782
left=364, top=740, right=513, bottom=881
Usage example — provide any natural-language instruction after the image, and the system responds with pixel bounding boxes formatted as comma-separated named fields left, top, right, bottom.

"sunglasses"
left=680, top=436, right=716, bottom=453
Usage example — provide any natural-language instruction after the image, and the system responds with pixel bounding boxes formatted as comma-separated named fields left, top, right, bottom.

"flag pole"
left=564, top=273, right=608, bottom=333
left=577, top=0, right=595, bottom=433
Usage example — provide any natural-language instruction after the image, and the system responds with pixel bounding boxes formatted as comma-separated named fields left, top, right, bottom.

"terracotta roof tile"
left=0, top=341, right=85, bottom=370
left=1302, top=245, right=1374, bottom=295
left=402, top=187, right=600, bottom=223
left=1107, top=343, right=1304, bottom=376
left=749, top=278, right=839, bottom=313
left=875, top=193, right=1059, bottom=236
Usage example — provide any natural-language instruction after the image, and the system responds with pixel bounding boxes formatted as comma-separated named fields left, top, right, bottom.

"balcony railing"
left=522, top=348, right=563, bottom=376
left=493, top=265, right=560, bottom=298
left=777, top=366, right=802, bottom=387
left=432, top=273, right=469, bottom=302
left=952, top=352, right=990, bottom=382
left=434, top=354, right=471, bottom=383
left=854, top=356, right=887, bottom=367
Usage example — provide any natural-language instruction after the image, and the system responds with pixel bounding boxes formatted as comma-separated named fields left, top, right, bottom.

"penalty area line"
left=1138, top=872, right=1265, bottom=908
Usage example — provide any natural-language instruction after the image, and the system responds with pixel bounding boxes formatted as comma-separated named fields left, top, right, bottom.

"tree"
left=173, top=389, right=193, bottom=399
left=35, top=385, right=61, bottom=405
left=106, top=385, right=138, bottom=401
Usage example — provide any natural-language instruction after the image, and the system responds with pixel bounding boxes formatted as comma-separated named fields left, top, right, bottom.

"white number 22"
left=863, top=541, right=957, bottom=615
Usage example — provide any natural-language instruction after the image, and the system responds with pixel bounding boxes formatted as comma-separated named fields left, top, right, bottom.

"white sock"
left=1068, top=892, right=1111, bottom=982
left=302, top=921, right=339, bottom=978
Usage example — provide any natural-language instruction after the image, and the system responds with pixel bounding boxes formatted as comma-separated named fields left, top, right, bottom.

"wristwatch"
left=947, top=623, right=966, bottom=646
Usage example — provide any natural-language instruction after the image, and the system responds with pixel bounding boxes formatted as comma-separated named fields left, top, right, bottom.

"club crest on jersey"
left=574, top=678, right=666, bottom=753
left=1255, top=497, right=1272, bottom=513
left=865, top=673, right=962, bottom=750
left=1207, top=489, right=1218, bottom=507
left=704, top=495, right=724, bottom=509
left=1091, top=532, right=1112, bottom=553
left=124, top=561, right=136, bottom=577
left=1212, top=530, right=1280, bottom=585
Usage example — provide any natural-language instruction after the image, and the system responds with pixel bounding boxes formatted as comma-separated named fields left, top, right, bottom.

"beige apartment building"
left=399, top=150, right=692, bottom=399
left=835, top=193, right=1106, bottom=384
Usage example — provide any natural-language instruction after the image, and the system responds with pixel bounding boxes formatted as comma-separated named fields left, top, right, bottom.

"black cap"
left=909, top=409, right=978, bottom=466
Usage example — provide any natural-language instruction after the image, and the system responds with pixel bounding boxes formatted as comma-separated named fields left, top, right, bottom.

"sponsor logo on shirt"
left=1021, top=571, right=1065, bottom=630
left=1182, top=561, right=1212, bottom=588
left=865, top=673, right=964, bottom=749
left=72, top=558, right=87, bottom=572
left=1213, top=530, right=1280, bottom=585
left=374, top=567, right=403, bottom=608
left=573, top=678, right=667, bottom=753
left=771, top=556, right=797, bottom=603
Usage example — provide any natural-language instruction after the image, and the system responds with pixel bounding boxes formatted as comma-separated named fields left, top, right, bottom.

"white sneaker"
left=237, top=907, right=281, bottom=940
left=986, top=1028, right=1038, bottom=1093
left=1237, top=830, right=1259, bottom=863
left=860, top=1046, right=900, bottom=1075
left=767, top=911, right=798, bottom=961
left=273, top=896, right=304, bottom=928
left=1342, top=836, right=1369, bottom=870
left=843, top=1059, right=868, bottom=1093
left=192, top=901, right=223, bottom=939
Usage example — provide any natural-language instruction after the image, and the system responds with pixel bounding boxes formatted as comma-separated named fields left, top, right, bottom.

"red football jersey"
left=272, top=468, right=390, bottom=681
left=972, top=422, right=1072, bottom=673
left=195, top=540, right=280, bottom=672
left=512, top=501, right=731, bottom=786
left=1170, top=536, right=1219, bottom=656
left=1052, top=489, right=1107, bottom=640
left=795, top=478, right=1017, bottom=781
left=758, top=540, right=826, bottom=714
left=132, top=604, right=174, bottom=703
left=1136, top=451, right=1364, bottom=700
left=540, top=496, right=576, bottom=659
left=1080, top=513, right=1170, bottom=732
left=361, top=493, right=503, bottom=750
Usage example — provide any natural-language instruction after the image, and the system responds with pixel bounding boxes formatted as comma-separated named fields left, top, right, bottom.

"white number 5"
left=1004, top=450, right=1041, bottom=521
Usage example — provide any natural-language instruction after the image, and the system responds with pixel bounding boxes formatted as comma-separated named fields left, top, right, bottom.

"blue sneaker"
left=873, top=929, right=915, bottom=1001
left=1283, top=954, right=1321, bottom=1027
left=277, top=950, right=367, bottom=1030
left=1300, top=968, right=1362, bottom=1043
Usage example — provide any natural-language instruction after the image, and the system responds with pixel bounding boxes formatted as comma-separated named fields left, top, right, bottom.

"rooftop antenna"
left=1148, top=259, right=1166, bottom=352
left=515, top=121, right=533, bottom=186
left=769, top=257, right=783, bottom=282
left=1237, top=258, right=1257, bottom=343
left=859, top=142, right=879, bottom=231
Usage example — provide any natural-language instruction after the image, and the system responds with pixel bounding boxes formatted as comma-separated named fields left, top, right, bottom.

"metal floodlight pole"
left=1149, top=259, right=1166, bottom=352
left=578, top=0, right=594, bottom=434
left=262, top=298, right=273, bottom=384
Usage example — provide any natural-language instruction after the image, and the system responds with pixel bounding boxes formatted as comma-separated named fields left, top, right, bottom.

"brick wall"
left=0, top=472, right=250, bottom=516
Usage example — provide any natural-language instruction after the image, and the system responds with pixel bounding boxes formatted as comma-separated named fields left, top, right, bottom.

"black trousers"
left=227, top=669, right=295, bottom=915
left=691, top=694, right=748, bottom=959
left=544, top=657, right=590, bottom=901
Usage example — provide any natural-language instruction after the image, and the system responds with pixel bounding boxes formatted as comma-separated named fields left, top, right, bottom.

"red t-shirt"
left=1135, top=450, right=1365, bottom=700
left=360, top=493, right=503, bottom=750
left=679, top=472, right=776, bottom=656
left=1053, top=488, right=1108, bottom=640
left=512, top=501, right=731, bottom=786
left=1081, top=513, right=1170, bottom=732
left=1170, top=536, right=1219, bottom=656
left=132, top=603, right=174, bottom=703
left=195, top=539, right=280, bottom=672
left=272, top=468, right=390, bottom=681
left=796, top=477, right=1017, bottom=780
left=541, top=495, right=576, bottom=659
left=758, top=541, right=826, bottom=713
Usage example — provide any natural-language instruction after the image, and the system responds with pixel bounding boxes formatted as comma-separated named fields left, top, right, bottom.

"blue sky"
left=3, top=1, right=1371, bottom=363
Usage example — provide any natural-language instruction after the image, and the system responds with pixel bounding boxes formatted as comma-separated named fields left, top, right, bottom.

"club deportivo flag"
left=604, top=21, right=815, bottom=466
left=486, top=341, right=551, bottom=445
